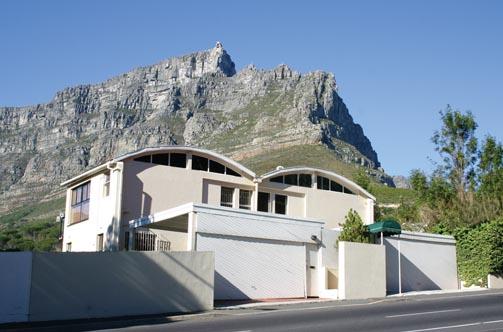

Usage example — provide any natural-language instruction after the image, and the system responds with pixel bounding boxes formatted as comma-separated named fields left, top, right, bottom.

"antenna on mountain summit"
left=215, top=41, right=223, bottom=48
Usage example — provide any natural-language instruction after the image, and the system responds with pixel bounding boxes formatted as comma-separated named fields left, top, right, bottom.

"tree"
left=338, top=209, right=369, bottom=244
left=478, top=136, right=503, bottom=198
left=432, top=105, right=478, bottom=200
left=354, top=169, right=371, bottom=191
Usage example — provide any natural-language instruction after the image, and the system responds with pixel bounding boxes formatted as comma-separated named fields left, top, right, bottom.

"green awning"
left=368, top=219, right=401, bottom=235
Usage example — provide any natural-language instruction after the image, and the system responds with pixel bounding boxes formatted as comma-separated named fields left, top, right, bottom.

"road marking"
left=386, top=309, right=461, bottom=318
left=414, top=291, right=503, bottom=302
left=400, top=322, right=481, bottom=332
left=401, top=319, right=503, bottom=332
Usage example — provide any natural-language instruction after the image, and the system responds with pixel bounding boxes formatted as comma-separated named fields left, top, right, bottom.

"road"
left=7, top=290, right=503, bottom=332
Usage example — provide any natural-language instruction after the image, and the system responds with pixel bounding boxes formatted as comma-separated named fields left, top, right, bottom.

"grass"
left=370, top=184, right=416, bottom=204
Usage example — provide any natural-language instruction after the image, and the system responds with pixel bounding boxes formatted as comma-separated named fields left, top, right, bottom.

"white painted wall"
left=488, top=274, right=503, bottom=289
left=384, top=232, right=458, bottom=293
left=259, top=181, right=372, bottom=228
left=0, top=252, right=32, bottom=323
left=0, top=251, right=214, bottom=323
left=63, top=164, right=121, bottom=252
left=121, top=160, right=255, bottom=223
left=338, top=241, right=386, bottom=300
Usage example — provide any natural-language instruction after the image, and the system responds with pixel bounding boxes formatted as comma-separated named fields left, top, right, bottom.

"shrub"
left=338, top=209, right=370, bottom=244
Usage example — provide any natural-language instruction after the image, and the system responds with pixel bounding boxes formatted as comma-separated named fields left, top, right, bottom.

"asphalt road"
left=6, top=290, right=503, bottom=332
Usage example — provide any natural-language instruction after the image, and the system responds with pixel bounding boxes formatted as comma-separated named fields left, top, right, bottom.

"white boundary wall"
left=338, top=241, right=386, bottom=300
left=384, top=231, right=458, bottom=293
left=0, top=252, right=32, bottom=323
left=0, top=251, right=214, bottom=324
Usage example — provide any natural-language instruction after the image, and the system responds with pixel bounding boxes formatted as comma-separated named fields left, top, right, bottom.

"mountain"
left=0, top=42, right=392, bottom=213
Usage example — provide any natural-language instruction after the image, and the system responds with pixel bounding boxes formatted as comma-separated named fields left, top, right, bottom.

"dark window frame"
left=225, top=167, right=241, bottom=177
left=152, top=153, right=170, bottom=166
left=270, top=176, right=284, bottom=184
left=239, top=189, right=252, bottom=210
left=209, top=160, right=226, bottom=174
left=274, top=194, right=287, bottom=215
left=220, top=187, right=234, bottom=208
left=70, top=182, right=90, bottom=225
left=298, top=174, right=312, bottom=188
left=192, top=155, right=209, bottom=171
left=284, top=174, right=298, bottom=186
left=257, top=192, right=270, bottom=213
left=170, top=153, right=187, bottom=168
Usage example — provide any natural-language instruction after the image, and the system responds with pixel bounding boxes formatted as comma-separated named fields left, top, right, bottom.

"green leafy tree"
left=478, top=136, right=503, bottom=199
left=432, top=105, right=478, bottom=200
left=338, top=209, right=370, bottom=244
left=354, top=169, right=371, bottom=191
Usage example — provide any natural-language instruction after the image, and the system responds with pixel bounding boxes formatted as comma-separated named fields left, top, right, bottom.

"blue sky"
left=1, top=0, right=502, bottom=176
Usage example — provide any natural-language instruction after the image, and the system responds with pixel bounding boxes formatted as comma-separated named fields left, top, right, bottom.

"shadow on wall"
left=126, top=165, right=154, bottom=222
left=214, top=271, right=250, bottom=300
left=385, top=243, right=441, bottom=294
left=27, top=251, right=214, bottom=322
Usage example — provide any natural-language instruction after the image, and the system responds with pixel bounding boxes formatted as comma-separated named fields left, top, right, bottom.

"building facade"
left=61, top=146, right=375, bottom=299
left=62, top=146, right=375, bottom=253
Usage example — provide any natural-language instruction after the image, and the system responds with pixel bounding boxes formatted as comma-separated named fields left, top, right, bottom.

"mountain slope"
left=0, top=42, right=391, bottom=213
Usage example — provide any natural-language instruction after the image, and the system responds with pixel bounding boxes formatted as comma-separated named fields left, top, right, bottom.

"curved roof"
left=61, top=146, right=256, bottom=186
left=259, top=166, right=376, bottom=201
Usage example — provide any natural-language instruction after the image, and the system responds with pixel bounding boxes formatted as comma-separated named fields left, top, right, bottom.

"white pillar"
left=398, top=235, right=402, bottom=294
left=187, top=212, right=197, bottom=251
left=107, top=161, right=124, bottom=251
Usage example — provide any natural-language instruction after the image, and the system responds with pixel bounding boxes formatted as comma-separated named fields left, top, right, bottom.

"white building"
left=61, top=146, right=375, bottom=299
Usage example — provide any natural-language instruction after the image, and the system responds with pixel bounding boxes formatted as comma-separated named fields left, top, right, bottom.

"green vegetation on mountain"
left=0, top=197, right=64, bottom=251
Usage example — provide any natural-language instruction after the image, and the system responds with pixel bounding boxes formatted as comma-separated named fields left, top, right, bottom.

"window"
left=220, top=187, right=234, bottom=208
left=209, top=160, right=226, bottom=174
left=134, top=155, right=151, bottom=163
left=317, top=176, right=330, bottom=190
left=192, top=155, right=209, bottom=171
left=330, top=180, right=343, bottom=192
left=299, top=174, right=312, bottom=188
left=226, top=167, right=241, bottom=177
left=239, top=190, right=252, bottom=210
left=344, top=187, right=354, bottom=195
left=275, top=194, right=287, bottom=215
left=71, top=182, right=90, bottom=224
left=66, top=242, right=72, bottom=252
left=97, top=233, right=104, bottom=251
left=258, top=192, right=270, bottom=212
left=152, top=153, right=170, bottom=166
left=284, top=174, right=298, bottom=186
left=103, top=172, right=110, bottom=197
left=170, top=153, right=187, bottom=168
left=270, top=176, right=283, bottom=183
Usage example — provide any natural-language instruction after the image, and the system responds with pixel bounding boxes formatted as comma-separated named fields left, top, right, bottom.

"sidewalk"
left=215, top=297, right=335, bottom=310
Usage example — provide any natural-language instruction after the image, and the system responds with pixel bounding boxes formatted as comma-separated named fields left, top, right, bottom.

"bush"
left=456, top=218, right=503, bottom=286
left=338, top=209, right=370, bottom=244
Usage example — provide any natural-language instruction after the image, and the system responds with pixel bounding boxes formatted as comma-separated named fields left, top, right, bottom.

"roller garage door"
left=197, top=233, right=306, bottom=300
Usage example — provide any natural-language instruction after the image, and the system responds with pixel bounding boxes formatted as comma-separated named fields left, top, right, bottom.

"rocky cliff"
left=0, top=42, right=390, bottom=212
